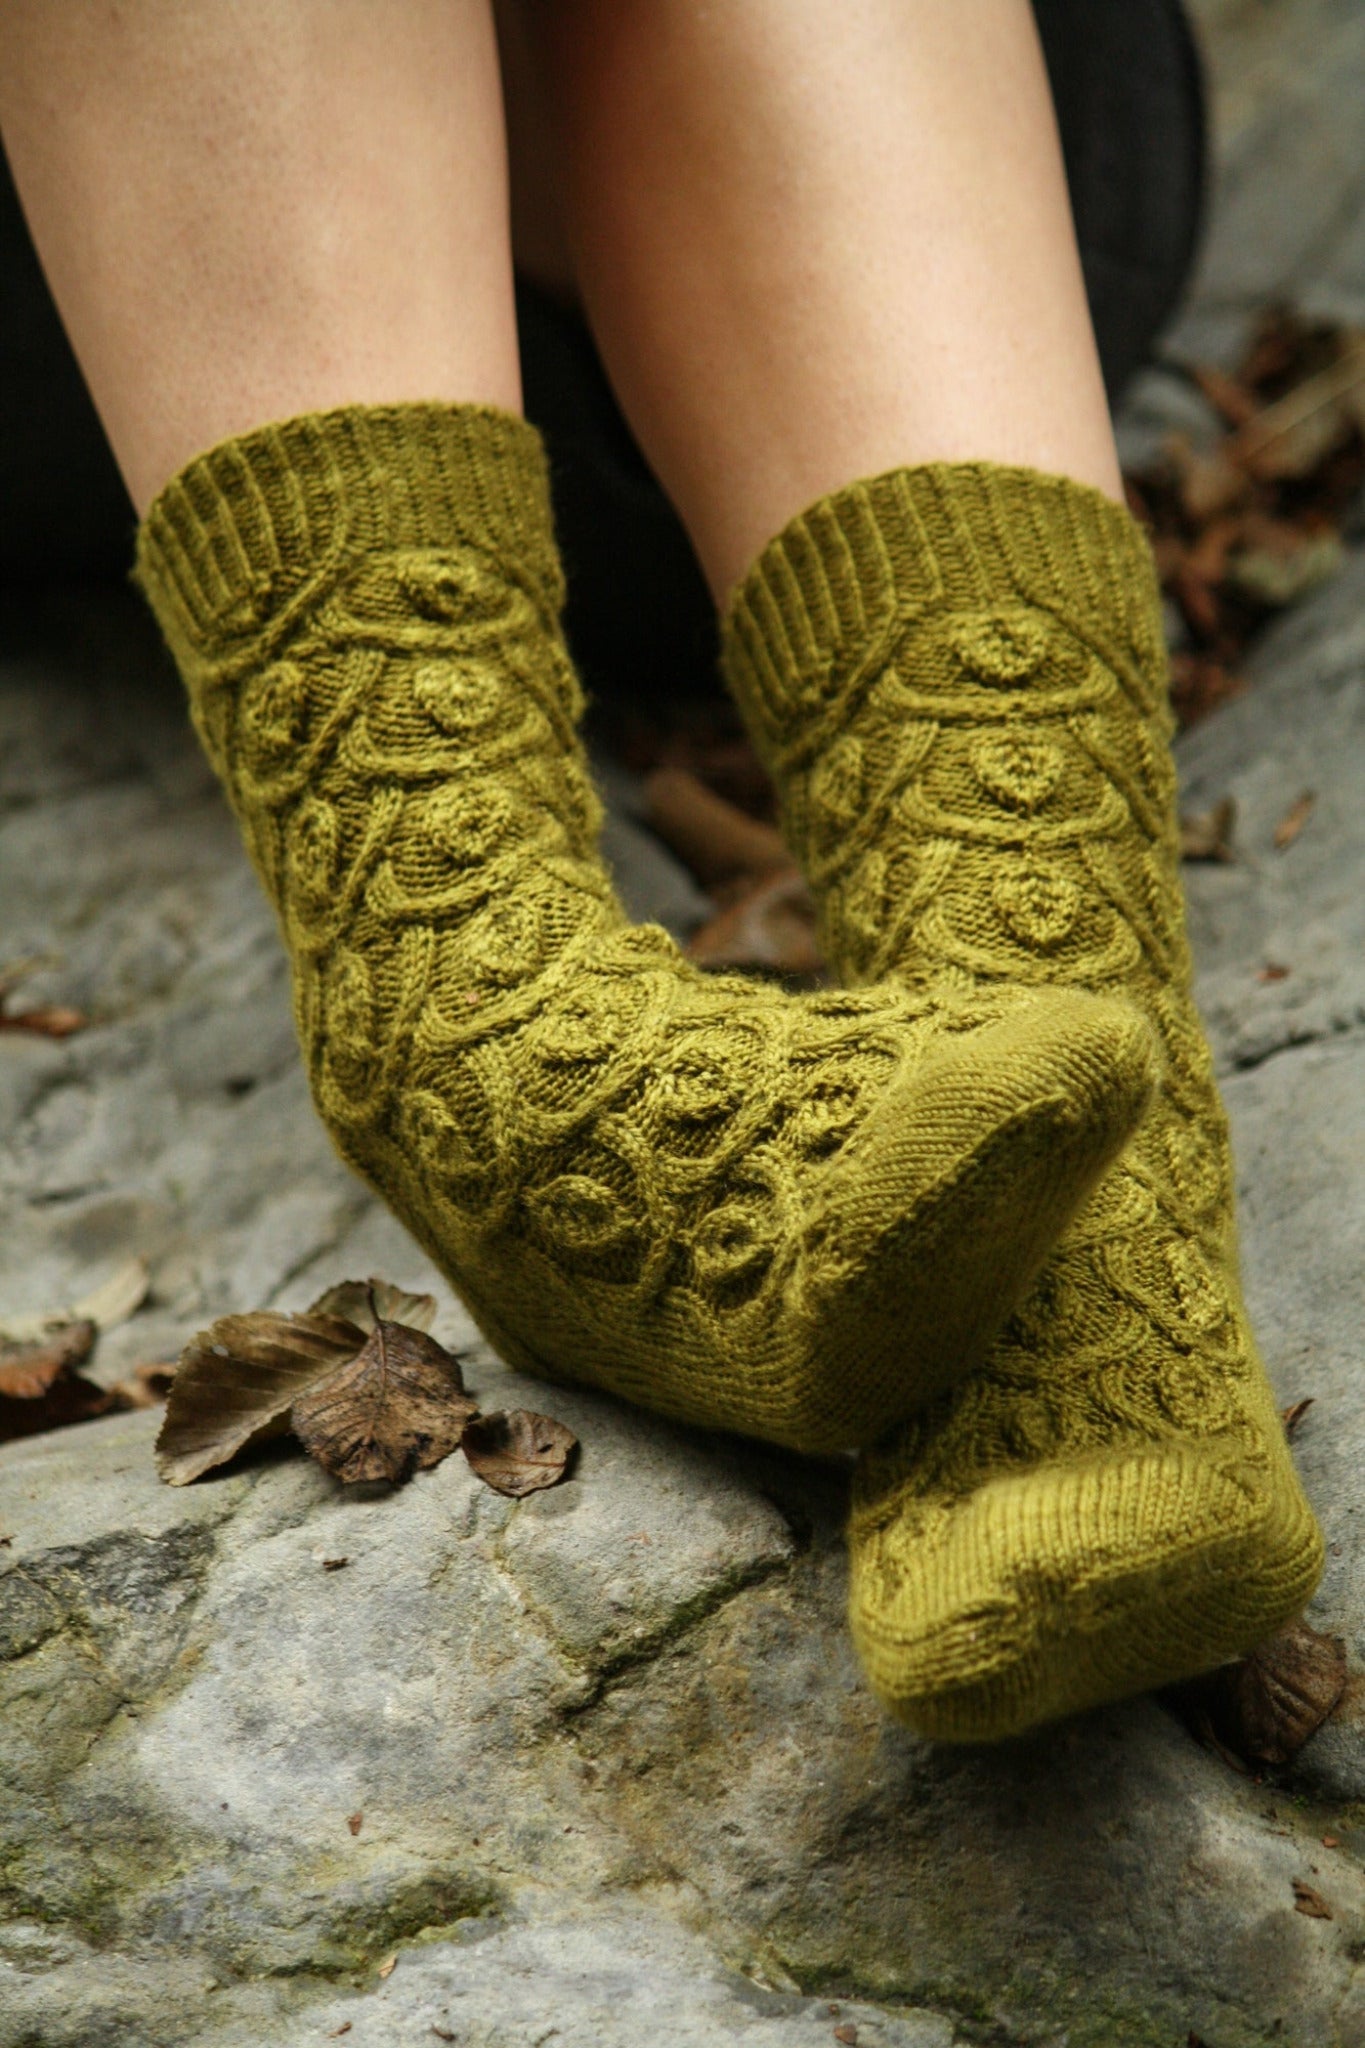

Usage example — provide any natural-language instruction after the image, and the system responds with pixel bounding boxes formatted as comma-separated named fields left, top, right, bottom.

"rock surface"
left=5, top=11, right=1365, bottom=2045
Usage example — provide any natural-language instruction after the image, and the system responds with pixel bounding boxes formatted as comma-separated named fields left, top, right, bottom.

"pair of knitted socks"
left=137, top=404, right=1322, bottom=1740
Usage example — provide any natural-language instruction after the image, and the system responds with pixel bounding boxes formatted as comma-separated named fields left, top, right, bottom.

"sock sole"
left=851, top=1386, right=1324, bottom=1741
left=800, top=988, right=1157, bottom=1446
left=449, top=987, right=1157, bottom=1453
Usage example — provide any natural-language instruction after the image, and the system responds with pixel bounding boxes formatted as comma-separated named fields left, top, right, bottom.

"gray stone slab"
left=1171, top=0, right=1365, bottom=364
left=1182, top=546, right=1365, bottom=1072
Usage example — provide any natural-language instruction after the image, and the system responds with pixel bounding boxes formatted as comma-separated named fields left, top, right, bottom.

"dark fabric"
left=1034, top=0, right=1206, bottom=402
left=0, top=0, right=1205, bottom=709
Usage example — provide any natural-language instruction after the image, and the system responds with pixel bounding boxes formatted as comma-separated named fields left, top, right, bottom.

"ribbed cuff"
left=723, top=462, right=1164, bottom=748
left=135, top=402, right=560, bottom=662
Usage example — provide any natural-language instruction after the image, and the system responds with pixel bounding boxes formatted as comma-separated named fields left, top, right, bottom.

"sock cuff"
left=722, top=461, right=1165, bottom=750
left=135, top=402, right=561, bottom=662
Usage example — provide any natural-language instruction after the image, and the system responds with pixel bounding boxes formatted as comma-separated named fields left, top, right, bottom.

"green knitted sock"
left=724, top=461, right=1323, bottom=1727
left=135, top=408, right=1157, bottom=1453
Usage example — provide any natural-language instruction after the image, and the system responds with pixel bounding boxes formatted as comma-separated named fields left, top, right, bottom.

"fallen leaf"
left=1125, top=313, right=1365, bottom=735
left=1167, top=655, right=1245, bottom=730
left=1172, top=1618, right=1346, bottom=1768
left=1179, top=797, right=1236, bottom=862
left=1281, top=1397, right=1315, bottom=1438
left=0, top=1319, right=96, bottom=1398
left=291, top=1320, right=477, bottom=1485
left=155, top=1310, right=365, bottom=1485
left=1231, top=344, right=1365, bottom=482
left=0, top=1373, right=114, bottom=1445
left=1323, top=1834, right=1341, bottom=1849
left=834, top=2028, right=859, bottom=2046
left=377, top=1954, right=397, bottom=1979
left=688, top=868, right=824, bottom=978
left=320, top=1555, right=350, bottom=1572
left=643, top=765, right=791, bottom=888
left=0, top=1003, right=88, bottom=1038
left=431, top=2030, right=456, bottom=2043
left=462, top=1408, right=577, bottom=1498
left=1292, top=1878, right=1333, bottom=1920
left=347, top=1812, right=363, bottom=1836
left=1190, top=363, right=1259, bottom=429
left=107, top=1360, right=177, bottom=1410
left=308, top=1277, right=437, bottom=1336
left=1258, top=963, right=1291, bottom=984
left=0, top=952, right=56, bottom=999
left=1167, top=437, right=1252, bottom=523
left=1274, top=789, right=1316, bottom=851
left=328, top=2026, right=352, bottom=2039
left=1227, top=529, right=1345, bottom=608
left=0, top=1256, right=149, bottom=1348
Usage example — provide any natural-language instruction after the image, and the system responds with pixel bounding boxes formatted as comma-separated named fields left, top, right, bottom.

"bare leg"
left=538, top=0, right=1122, bottom=597
left=0, top=0, right=519, bottom=514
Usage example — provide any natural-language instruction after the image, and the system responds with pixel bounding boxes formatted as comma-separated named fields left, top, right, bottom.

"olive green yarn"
left=135, top=405, right=1159, bottom=1453
left=724, top=460, right=1324, bottom=1730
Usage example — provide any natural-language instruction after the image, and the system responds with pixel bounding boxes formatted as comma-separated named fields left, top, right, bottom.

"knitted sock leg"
left=136, top=410, right=1157, bottom=1454
left=723, top=461, right=1323, bottom=1724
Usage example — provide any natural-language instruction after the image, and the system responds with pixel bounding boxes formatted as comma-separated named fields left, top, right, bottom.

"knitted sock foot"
left=724, top=462, right=1323, bottom=1725
left=136, top=410, right=1157, bottom=1454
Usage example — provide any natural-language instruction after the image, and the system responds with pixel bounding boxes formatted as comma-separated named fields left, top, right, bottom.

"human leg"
left=527, top=0, right=1120, bottom=600
left=539, top=0, right=1322, bottom=1725
left=0, top=0, right=521, bottom=512
left=0, top=1, right=1153, bottom=1449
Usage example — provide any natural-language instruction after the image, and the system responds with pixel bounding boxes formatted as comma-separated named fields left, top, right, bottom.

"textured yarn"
left=135, top=406, right=1157, bottom=1454
left=724, top=461, right=1324, bottom=1731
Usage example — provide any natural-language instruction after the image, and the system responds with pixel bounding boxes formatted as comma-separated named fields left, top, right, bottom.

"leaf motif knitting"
left=137, top=409, right=1155, bottom=1456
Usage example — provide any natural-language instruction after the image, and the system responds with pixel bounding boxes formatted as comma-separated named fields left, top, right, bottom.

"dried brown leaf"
left=108, top=1360, right=177, bottom=1410
left=347, top=1811, right=363, bottom=1836
left=377, top=1954, right=397, bottom=1979
left=0, top=1256, right=149, bottom=1348
left=688, top=868, right=824, bottom=978
left=1231, top=347, right=1365, bottom=481
left=1179, top=797, right=1237, bottom=863
left=1176, top=1619, right=1346, bottom=1768
left=1258, top=963, right=1291, bottom=984
left=291, top=1321, right=476, bottom=1486
left=462, top=1408, right=577, bottom=1498
left=156, top=1310, right=365, bottom=1485
left=1190, top=363, right=1260, bottom=430
left=0, top=1373, right=113, bottom=1445
left=1274, top=789, right=1316, bottom=851
left=643, top=765, right=791, bottom=887
left=0, top=1319, right=96, bottom=1398
left=308, top=1277, right=437, bottom=1335
left=1228, top=530, right=1345, bottom=608
left=1167, top=437, right=1253, bottom=523
left=833, top=2028, right=859, bottom=2046
left=1167, top=655, right=1246, bottom=730
left=1292, top=1878, right=1333, bottom=1920
left=1281, top=1396, right=1315, bottom=1438
left=0, top=1004, right=87, bottom=1039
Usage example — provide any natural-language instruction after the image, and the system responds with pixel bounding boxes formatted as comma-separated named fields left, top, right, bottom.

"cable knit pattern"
left=136, top=409, right=1157, bottom=1454
left=724, top=461, right=1324, bottom=1731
